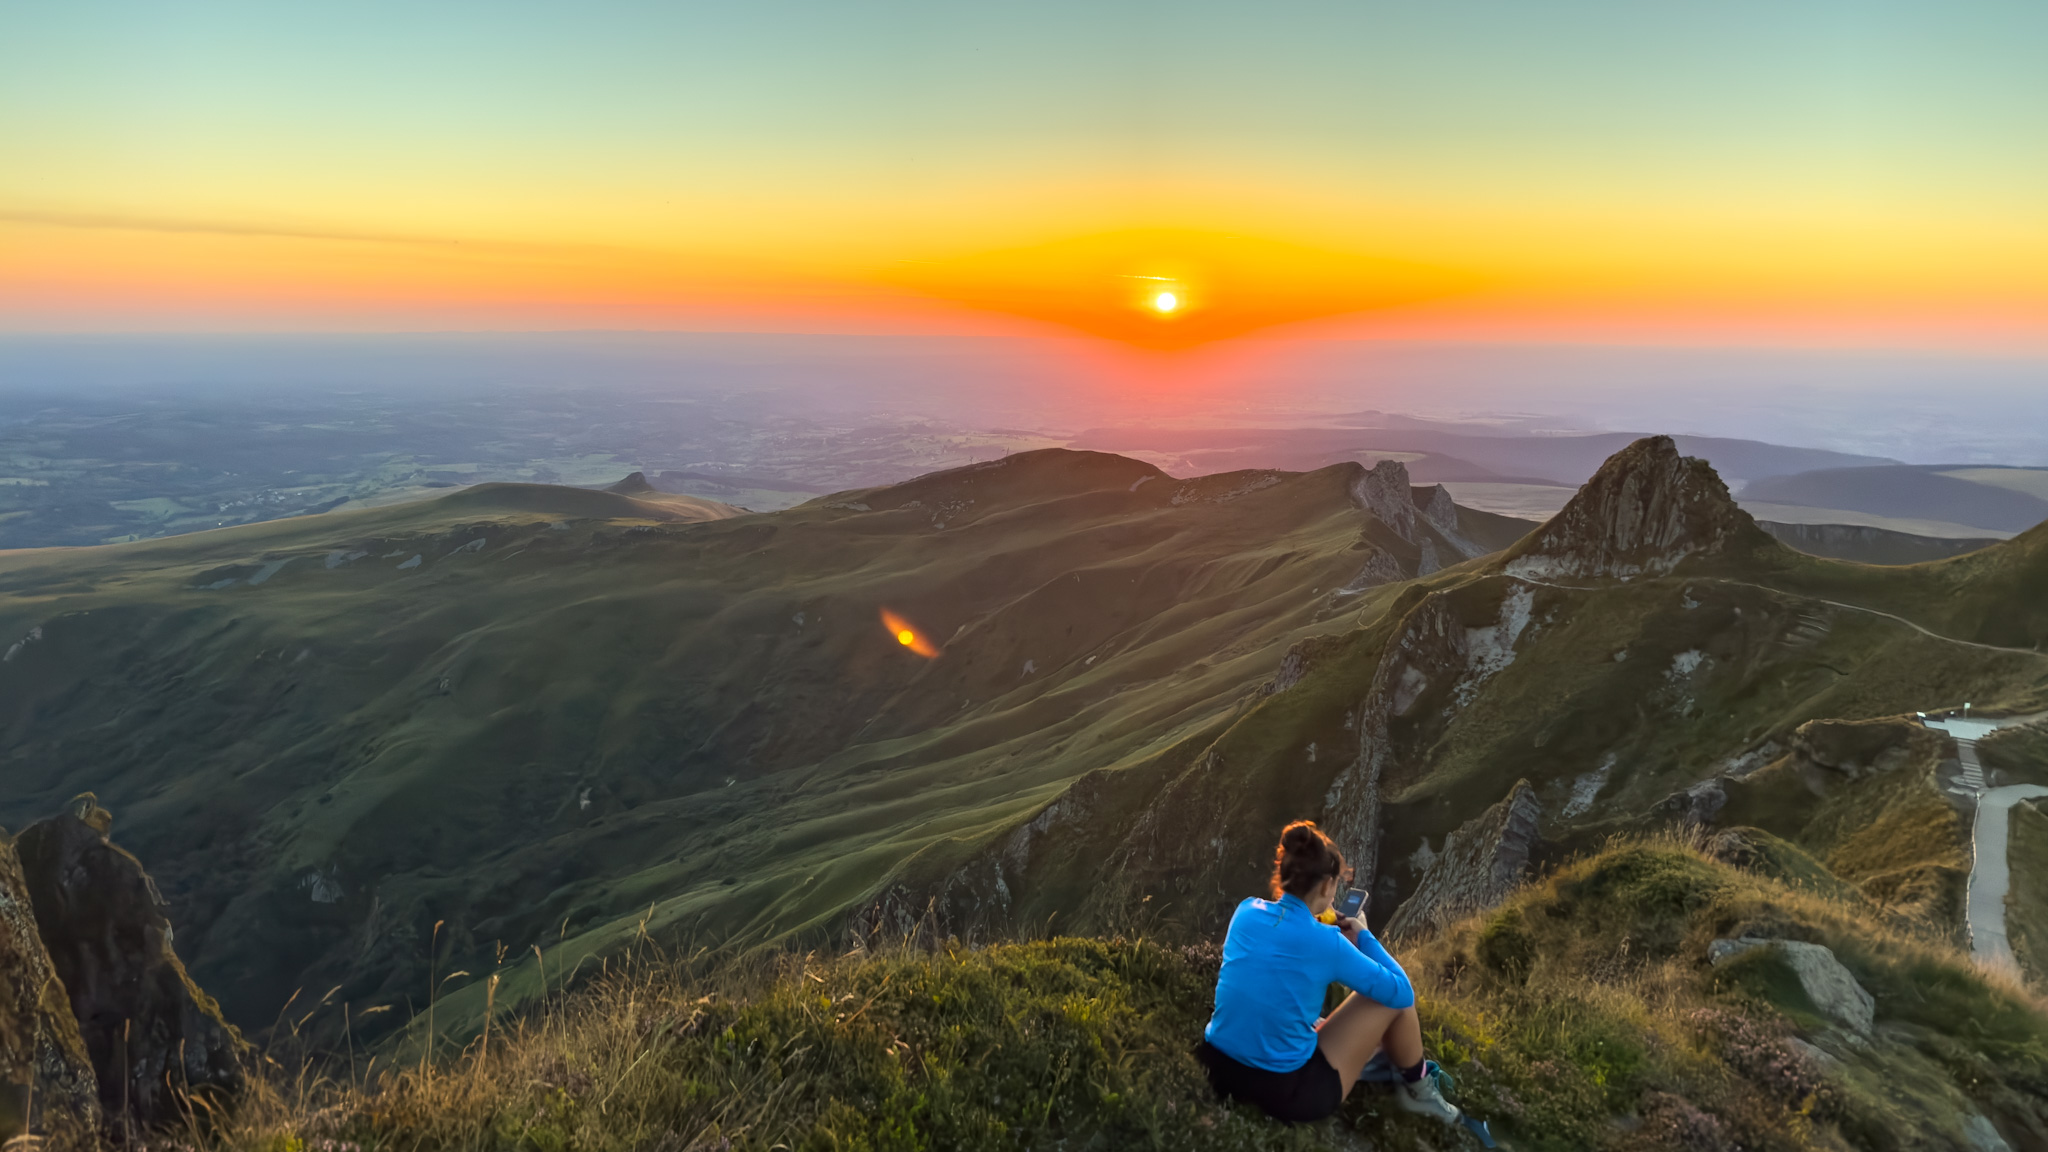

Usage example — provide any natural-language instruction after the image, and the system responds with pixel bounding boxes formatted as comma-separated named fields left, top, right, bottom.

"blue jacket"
left=1202, top=893, right=1415, bottom=1072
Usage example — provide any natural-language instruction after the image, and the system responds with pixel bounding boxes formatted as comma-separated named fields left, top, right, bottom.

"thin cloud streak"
left=0, top=207, right=487, bottom=250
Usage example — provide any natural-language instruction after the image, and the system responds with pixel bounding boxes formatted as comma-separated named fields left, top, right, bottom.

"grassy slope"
left=5, top=445, right=2046, bottom=1059
left=968, top=528, right=2043, bottom=954
left=0, top=452, right=1388, bottom=1041
left=212, top=841, right=2048, bottom=1152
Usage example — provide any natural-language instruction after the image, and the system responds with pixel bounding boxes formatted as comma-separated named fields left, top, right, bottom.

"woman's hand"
left=1335, top=914, right=1364, bottom=943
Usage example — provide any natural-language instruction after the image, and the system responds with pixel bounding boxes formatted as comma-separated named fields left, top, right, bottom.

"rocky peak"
left=1505, top=435, right=1754, bottom=580
left=605, top=471, right=659, bottom=496
left=1414, top=484, right=1460, bottom=538
left=1350, top=459, right=1417, bottom=542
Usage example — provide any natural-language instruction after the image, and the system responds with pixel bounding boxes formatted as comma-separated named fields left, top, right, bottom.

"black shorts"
left=1195, top=1039, right=1344, bottom=1123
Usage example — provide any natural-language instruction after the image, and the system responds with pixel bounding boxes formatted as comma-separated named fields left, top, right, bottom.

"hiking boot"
left=1394, top=1062, right=1462, bottom=1125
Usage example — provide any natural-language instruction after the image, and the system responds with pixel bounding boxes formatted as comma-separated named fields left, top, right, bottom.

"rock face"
left=1506, top=436, right=1755, bottom=581
left=0, top=834, right=98, bottom=1141
left=1351, top=460, right=1417, bottom=542
left=14, top=795, right=244, bottom=1130
left=1707, top=936, right=1875, bottom=1033
left=1321, top=584, right=1538, bottom=895
left=1413, top=484, right=1486, bottom=562
left=1384, top=781, right=1543, bottom=939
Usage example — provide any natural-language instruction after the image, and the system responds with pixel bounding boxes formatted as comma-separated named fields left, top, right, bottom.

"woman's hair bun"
left=1270, top=820, right=1344, bottom=900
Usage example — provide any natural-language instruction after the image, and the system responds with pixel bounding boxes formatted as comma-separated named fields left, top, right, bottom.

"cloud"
left=0, top=207, right=479, bottom=249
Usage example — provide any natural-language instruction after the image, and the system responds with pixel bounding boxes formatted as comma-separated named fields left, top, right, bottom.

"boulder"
left=1963, top=1114, right=2013, bottom=1152
left=1655, top=779, right=1728, bottom=827
left=1791, top=717, right=1939, bottom=781
left=1504, top=435, right=1757, bottom=581
left=1707, top=936, right=1875, bottom=1033
left=0, top=834, right=97, bottom=1142
left=1384, top=780, right=1543, bottom=939
left=14, top=795, right=245, bottom=1130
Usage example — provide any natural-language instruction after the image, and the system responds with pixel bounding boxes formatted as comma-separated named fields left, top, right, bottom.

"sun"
left=1151, top=290, right=1179, bottom=314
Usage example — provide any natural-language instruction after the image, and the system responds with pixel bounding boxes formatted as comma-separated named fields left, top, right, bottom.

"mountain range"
left=2, top=436, right=2044, bottom=1064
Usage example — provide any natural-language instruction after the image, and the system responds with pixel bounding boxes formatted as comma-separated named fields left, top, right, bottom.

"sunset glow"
left=3, top=4, right=2047, bottom=351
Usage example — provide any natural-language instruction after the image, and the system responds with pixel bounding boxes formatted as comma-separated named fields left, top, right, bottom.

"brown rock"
left=1504, top=435, right=1757, bottom=581
left=0, top=834, right=97, bottom=1141
left=1791, top=717, right=1939, bottom=781
left=14, top=795, right=244, bottom=1131
left=1384, top=780, right=1543, bottom=939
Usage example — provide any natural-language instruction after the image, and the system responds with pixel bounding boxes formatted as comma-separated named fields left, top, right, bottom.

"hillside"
left=1744, top=466, right=2048, bottom=535
left=865, top=438, right=2048, bottom=965
left=0, top=449, right=1496, bottom=1046
left=4, top=435, right=2047, bottom=1071
left=186, top=840, right=2048, bottom=1152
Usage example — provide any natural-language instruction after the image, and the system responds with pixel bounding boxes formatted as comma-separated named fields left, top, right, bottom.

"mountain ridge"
left=2, top=438, right=2044, bottom=1061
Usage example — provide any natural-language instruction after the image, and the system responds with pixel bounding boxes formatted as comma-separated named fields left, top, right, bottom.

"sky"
left=4, top=1, right=2048, bottom=350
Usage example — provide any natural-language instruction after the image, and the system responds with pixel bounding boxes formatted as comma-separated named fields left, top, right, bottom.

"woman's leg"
left=1314, top=995, right=1424, bottom=1097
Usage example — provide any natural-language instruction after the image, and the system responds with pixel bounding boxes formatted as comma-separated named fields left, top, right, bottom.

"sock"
left=1399, top=1059, right=1428, bottom=1083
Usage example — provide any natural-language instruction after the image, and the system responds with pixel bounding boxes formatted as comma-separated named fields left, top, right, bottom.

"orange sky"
left=5, top=3, right=2048, bottom=351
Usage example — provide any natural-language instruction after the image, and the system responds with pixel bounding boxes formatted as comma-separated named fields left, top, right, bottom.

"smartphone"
left=1335, top=887, right=1367, bottom=920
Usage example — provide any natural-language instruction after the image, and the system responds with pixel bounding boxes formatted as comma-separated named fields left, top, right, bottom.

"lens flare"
left=880, top=608, right=940, bottom=658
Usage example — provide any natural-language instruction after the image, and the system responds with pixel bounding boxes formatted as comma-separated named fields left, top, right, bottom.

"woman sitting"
left=1195, top=820, right=1461, bottom=1126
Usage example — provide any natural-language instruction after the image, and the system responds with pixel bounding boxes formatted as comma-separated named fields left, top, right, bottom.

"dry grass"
left=43, top=835, right=2048, bottom=1152
left=1400, top=832, right=2048, bottom=1152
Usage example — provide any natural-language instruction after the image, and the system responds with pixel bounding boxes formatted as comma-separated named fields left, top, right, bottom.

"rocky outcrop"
left=14, top=795, right=245, bottom=1130
left=1332, top=546, right=1407, bottom=597
left=1321, top=583, right=1538, bottom=893
left=1384, top=781, right=1542, bottom=939
left=1351, top=460, right=1416, bottom=542
left=1791, top=716, right=1939, bottom=781
left=1505, top=436, right=1755, bottom=581
left=1655, top=779, right=1729, bottom=826
left=1, top=834, right=98, bottom=1142
left=1707, top=936, right=1875, bottom=1033
left=1414, top=485, right=1485, bottom=562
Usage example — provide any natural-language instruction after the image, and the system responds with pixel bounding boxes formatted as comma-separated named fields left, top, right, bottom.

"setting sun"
left=1152, top=291, right=1179, bottom=314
